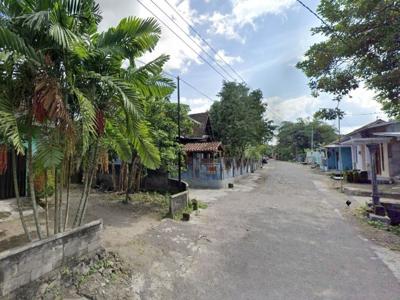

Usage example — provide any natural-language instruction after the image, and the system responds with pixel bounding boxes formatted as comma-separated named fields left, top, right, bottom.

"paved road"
left=130, top=161, right=400, bottom=299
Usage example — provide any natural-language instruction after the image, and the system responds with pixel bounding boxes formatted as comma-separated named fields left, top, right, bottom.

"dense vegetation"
left=210, top=82, right=275, bottom=160
left=297, top=0, right=400, bottom=117
left=0, top=0, right=183, bottom=240
left=275, top=119, right=337, bottom=161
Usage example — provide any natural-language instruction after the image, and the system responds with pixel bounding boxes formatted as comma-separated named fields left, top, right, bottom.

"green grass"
left=357, top=205, right=400, bottom=237
left=170, top=199, right=208, bottom=221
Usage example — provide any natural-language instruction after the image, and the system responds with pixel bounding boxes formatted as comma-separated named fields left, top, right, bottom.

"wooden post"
left=177, top=76, right=181, bottom=184
left=367, top=144, right=385, bottom=215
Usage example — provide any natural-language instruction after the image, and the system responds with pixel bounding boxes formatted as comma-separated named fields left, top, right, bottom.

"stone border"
left=0, top=220, right=103, bottom=297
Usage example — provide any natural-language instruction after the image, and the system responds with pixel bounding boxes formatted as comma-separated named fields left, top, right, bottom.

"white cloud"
left=181, top=97, right=214, bottom=114
left=344, top=84, right=382, bottom=111
left=204, top=0, right=296, bottom=41
left=264, top=95, right=321, bottom=123
left=97, top=0, right=205, bottom=71
left=214, top=49, right=243, bottom=65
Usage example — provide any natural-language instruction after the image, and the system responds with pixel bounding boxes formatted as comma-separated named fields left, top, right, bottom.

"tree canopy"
left=275, top=119, right=337, bottom=161
left=297, top=0, right=400, bottom=116
left=210, top=82, right=275, bottom=159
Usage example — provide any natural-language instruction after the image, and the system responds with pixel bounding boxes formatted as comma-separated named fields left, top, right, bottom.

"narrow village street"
left=126, top=160, right=400, bottom=300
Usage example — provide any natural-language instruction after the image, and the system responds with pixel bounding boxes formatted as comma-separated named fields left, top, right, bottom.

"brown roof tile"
left=184, top=142, right=223, bottom=153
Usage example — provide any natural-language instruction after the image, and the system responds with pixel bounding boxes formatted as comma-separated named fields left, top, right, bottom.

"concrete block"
left=2, top=271, right=30, bottom=296
left=0, top=260, right=18, bottom=282
left=368, top=213, right=391, bottom=225
left=87, top=239, right=101, bottom=253
left=31, top=262, right=52, bottom=281
left=63, top=238, right=82, bottom=258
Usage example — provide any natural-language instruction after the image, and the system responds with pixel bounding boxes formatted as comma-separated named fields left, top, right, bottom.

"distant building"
left=321, top=119, right=400, bottom=181
left=180, top=112, right=260, bottom=188
left=341, top=119, right=400, bottom=181
left=180, top=112, right=214, bottom=144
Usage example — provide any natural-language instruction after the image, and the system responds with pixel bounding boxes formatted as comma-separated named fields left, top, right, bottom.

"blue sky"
left=98, top=0, right=387, bottom=134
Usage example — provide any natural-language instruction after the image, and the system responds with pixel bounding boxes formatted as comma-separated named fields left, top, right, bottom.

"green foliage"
left=275, top=118, right=337, bottom=161
left=297, top=0, right=400, bottom=116
left=210, top=82, right=275, bottom=158
left=244, top=144, right=268, bottom=160
left=0, top=0, right=176, bottom=233
left=144, top=97, right=191, bottom=174
left=314, top=108, right=345, bottom=121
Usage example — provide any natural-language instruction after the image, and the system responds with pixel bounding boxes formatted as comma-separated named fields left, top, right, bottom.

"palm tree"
left=0, top=1, right=175, bottom=236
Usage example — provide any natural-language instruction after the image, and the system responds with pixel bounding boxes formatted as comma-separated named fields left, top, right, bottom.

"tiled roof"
left=184, top=142, right=223, bottom=153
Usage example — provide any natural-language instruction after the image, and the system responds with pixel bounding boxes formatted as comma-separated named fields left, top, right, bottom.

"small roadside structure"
left=182, top=142, right=225, bottom=188
left=180, top=112, right=261, bottom=188
left=305, top=148, right=325, bottom=168
left=323, top=142, right=353, bottom=171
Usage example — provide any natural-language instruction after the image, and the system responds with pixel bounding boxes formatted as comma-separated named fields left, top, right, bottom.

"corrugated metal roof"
left=184, top=142, right=223, bottom=153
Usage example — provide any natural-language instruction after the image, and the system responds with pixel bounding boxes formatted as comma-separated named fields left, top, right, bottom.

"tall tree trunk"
left=54, top=168, right=59, bottom=234
left=63, top=158, right=71, bottom=231
left=28, top=137, right=43, bottom=239
left=44, top=170, right=49, bottom=237
left=73, top=141, right=99, bottom=227
left=11, top=149, right=31, bottom=241
left=111, top=162, right=116, bottom=191
left=58, top=167, right=63, bottom=233
left=78, top=145, right=99, bottom=226
left=124, top=155, right=138, bottom=204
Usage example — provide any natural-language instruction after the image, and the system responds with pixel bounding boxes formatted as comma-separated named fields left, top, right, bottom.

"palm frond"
left=17, top=10, right=50, bottom=31
left=34, top=137, right=64, bottom=170
left=0, top=97, right=25, bottom=155
left=129, top=122, right=160, bottom=169
left=0, top=27, right=43, bottom=64
left=86, top=71, right=143, bottom=120
left=73, top=88, right=97, bottom=154
left=132, top=54, right=169, bottom=76
left=49, top=22, right=81, bottom=49
left=104, top=119, right=131, bottom=161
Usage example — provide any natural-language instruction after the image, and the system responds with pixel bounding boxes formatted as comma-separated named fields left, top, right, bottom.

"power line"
left=180, top=77, right=215, bottom=102
left=296, top=0, right=331, bottom=29
left=148, top=0, right=237, bottom=82
left=136, top=59, right=215, bottom=101
left=136, top=0, right=229, bottom=81
left=162, top=0, right=247, bottom=84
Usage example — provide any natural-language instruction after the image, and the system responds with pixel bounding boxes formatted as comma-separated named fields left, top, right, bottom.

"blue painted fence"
left=182, top=158, right=261, bottom=188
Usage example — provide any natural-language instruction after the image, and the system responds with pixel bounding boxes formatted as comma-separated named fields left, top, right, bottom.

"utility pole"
left=337, top=103, right=343, bottom=192
left=177, top=76, right=181, bottom=183
left=311, top=121, right=314, bottom=151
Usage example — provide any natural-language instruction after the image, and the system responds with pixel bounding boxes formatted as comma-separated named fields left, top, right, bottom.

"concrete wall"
left=169, top=180, right=189, bottom=215
left=389, top=141, right=400, bottom=177
left=0, top=220, right=102, bottom=297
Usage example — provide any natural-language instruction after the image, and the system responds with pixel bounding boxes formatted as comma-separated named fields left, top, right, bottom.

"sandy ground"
left=0, top=186, right=170, bottom=252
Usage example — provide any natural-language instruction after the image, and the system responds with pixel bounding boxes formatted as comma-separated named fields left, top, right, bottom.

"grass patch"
left=128, top=192, right=169, bottom=208
left=197, top=201, right=208, bottom=209
left=170, top=199, right=208, bottom=221
left=356, top=205, right=400, bottom=237
left=173, top=201, right=194, bottom=221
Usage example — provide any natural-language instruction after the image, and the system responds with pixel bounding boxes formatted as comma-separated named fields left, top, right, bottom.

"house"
left=180, top=112, right=214, bottom=144
left=180, top=112, right=261, bottom=188
left=323, top=142, right=353, bottom=171
left=340, top=119, right=400, bottom=181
